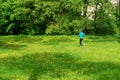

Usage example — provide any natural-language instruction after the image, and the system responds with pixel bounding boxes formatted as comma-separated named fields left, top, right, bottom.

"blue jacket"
left=79, top=31, right=85, bottom=38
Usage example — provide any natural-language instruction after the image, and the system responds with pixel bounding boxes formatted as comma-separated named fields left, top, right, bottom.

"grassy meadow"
left=0, top=35, right=120, bottom=80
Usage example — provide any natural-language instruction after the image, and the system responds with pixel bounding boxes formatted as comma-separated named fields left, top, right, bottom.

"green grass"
left=0, top=35, right=120, bottom=80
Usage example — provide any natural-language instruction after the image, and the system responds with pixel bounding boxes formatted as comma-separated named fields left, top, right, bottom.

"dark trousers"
left=80, top=38, right=83, bottom=46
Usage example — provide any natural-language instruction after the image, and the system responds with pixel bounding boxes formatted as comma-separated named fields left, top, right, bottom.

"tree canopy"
left=0, top=0, right=119, bottom=35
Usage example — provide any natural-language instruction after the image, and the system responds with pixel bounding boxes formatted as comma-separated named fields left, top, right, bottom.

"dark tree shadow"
left=0, top=41, right=26, bottom=50
left=41, top=37, right=74, bottom=45
left=0, top=52, right=120, bottom=80
left=0, top=77, right=10, bottom=80
left=87, top=36, right=115, bottom=42
left=0, top=36, right=43, bottom=44
left=27, top=53, right=79, bottom=80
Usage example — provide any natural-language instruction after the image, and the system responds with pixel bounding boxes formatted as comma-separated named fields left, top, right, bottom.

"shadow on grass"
left=0, top=52, right=120, bottom=80
left=0, top=36, right=43, bottom=44
left=0, top=77, right=10, bottom=80
left=87, top=36, right=115, bottom=42
left=0, top=41, right=26, bottom=50
left=41, top=37, right=74, bottom=45
left=0, top=36, right=74, bottom=46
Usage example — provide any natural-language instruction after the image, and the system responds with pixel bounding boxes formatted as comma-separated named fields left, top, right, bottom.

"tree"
left=0, top=0, right=119, bottom=35
left=0, top=0, right=13, bottom=35
left=115, top=0, right=120, bottom=41
left=46, top=0, right=83, bottom=35
left=91, top=0, right=118, bottom=35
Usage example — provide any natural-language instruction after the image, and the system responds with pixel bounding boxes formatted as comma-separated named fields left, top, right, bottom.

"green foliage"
left=91, top=0, right=118, bottom=35
left=95, top=13, right=118, bottom=35
left=0, top=0, right=119, bottom=35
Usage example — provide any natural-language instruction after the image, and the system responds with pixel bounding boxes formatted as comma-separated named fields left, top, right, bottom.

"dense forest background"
left=0, top=0, right=120, bottom=35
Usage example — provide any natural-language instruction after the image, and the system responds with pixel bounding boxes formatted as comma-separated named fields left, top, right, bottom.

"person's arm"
left=79, top=32, right=81, bottom=38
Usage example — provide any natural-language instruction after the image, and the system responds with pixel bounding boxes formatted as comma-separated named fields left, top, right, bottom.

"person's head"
left=80, top=28, right=83, bottom=32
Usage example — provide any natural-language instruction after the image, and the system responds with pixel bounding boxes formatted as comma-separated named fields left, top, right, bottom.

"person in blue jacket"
left=79, top=28, right=85, bottom=46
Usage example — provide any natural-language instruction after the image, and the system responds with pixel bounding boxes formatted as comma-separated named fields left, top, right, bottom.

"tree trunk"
left=83, top=0, right=88, bottom=33
left=118, top=0, right=120, bottom=42
left=94, top=1, right=99, bottom=34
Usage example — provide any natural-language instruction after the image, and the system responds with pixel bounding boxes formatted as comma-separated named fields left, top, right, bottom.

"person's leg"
left=79, top=39, right=81, bottom=45
left=80, top=38, right=83, bottom=46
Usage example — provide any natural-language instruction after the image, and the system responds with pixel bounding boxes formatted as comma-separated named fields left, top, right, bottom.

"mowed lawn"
left=0, top=35, right=120, bottom=80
